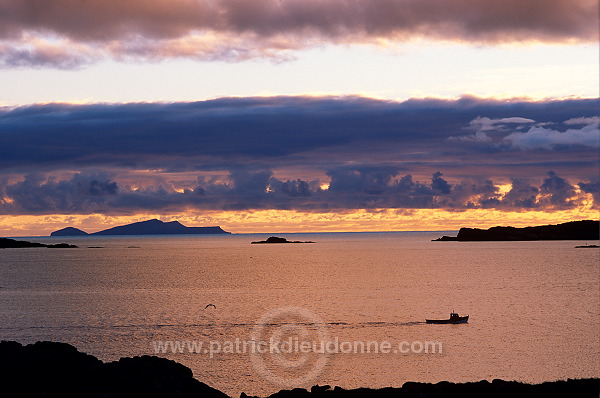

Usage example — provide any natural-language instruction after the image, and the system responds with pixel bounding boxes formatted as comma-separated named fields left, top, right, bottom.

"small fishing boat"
left=426, top=312, right=469, bottom=324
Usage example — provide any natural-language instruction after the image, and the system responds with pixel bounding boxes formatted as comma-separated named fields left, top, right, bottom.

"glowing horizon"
left=2, top=205, right=598, bottom=237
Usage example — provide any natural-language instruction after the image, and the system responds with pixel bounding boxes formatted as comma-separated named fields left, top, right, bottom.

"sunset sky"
left=1, top=0, right=599, bottom=236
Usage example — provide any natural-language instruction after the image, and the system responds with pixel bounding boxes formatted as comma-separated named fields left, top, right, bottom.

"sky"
left=0, top=0, right=599, bottom=235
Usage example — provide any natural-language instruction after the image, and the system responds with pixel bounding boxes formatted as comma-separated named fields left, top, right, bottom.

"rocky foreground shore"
left=0, top=341, right=597, bottom=398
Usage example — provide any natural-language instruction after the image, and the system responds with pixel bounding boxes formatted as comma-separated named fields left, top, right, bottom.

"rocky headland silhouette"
left=0, top=237, right=77, bottom=249
left=0, top=341, right=597, bottom=398
left=51, top=219, right=230, bottom=236
left=434, top=220, right=599, bottom=241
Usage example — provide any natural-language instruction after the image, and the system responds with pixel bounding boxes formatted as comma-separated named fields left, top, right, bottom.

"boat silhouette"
left=426, top=312, right=469, bottom=324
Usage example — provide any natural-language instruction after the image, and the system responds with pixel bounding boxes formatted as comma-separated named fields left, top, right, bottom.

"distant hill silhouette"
left=50, top=219, right=230, bottom=236
left=434, top=220, right=599, bottom=241
left=51, top=227, right=89, bottom=236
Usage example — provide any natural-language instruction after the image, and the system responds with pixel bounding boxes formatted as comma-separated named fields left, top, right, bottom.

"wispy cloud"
left=449, top=113, right=600, bottom=151
left=503, top=123, right=600, bottom=151
left=1, top=0, right=597, bottom=68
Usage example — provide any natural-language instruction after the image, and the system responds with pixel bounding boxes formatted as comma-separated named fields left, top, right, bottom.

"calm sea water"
left=0, top=232, right=598, bottom=396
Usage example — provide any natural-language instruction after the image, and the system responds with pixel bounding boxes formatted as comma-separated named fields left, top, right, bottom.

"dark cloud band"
left=1, top=96, right=597, bottom=172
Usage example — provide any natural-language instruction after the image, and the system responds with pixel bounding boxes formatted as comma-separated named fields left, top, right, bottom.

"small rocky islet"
left=251, top=236, right=315, bottom=244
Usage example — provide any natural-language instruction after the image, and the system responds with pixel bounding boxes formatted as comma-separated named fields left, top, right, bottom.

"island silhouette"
left=51, top=219, right=230, bottom=236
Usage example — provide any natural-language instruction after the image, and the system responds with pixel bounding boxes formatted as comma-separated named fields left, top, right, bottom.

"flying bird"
left=204, top=304, right=216, bottom=310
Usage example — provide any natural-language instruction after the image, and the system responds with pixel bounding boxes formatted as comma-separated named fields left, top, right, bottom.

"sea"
left=0, top=232, right=598, bottom=397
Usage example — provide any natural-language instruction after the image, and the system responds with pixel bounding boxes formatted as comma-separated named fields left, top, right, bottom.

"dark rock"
left=1, top=340, right=597, bottom=398
left=251, top=236, right=315, bottom=244
left=51, top=227, right=89, bottom=236
left=434, top=220, right=599, bottom=241
left=310, top=385, right=331, bottom=394
left=432, top=235, right=459, bottom=241
left=263, top=236, right=288, bottom=243
left=242, top=379, right=599, bottom=398
left=268, top=388, right=310, bottom=398
left=0, top=237, right=46, bottom=248
left=0, top=340, right=102, bottom=398
left=0, top=238, right=77, bottom=249
left=0, top=340, right=228, bottom=398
